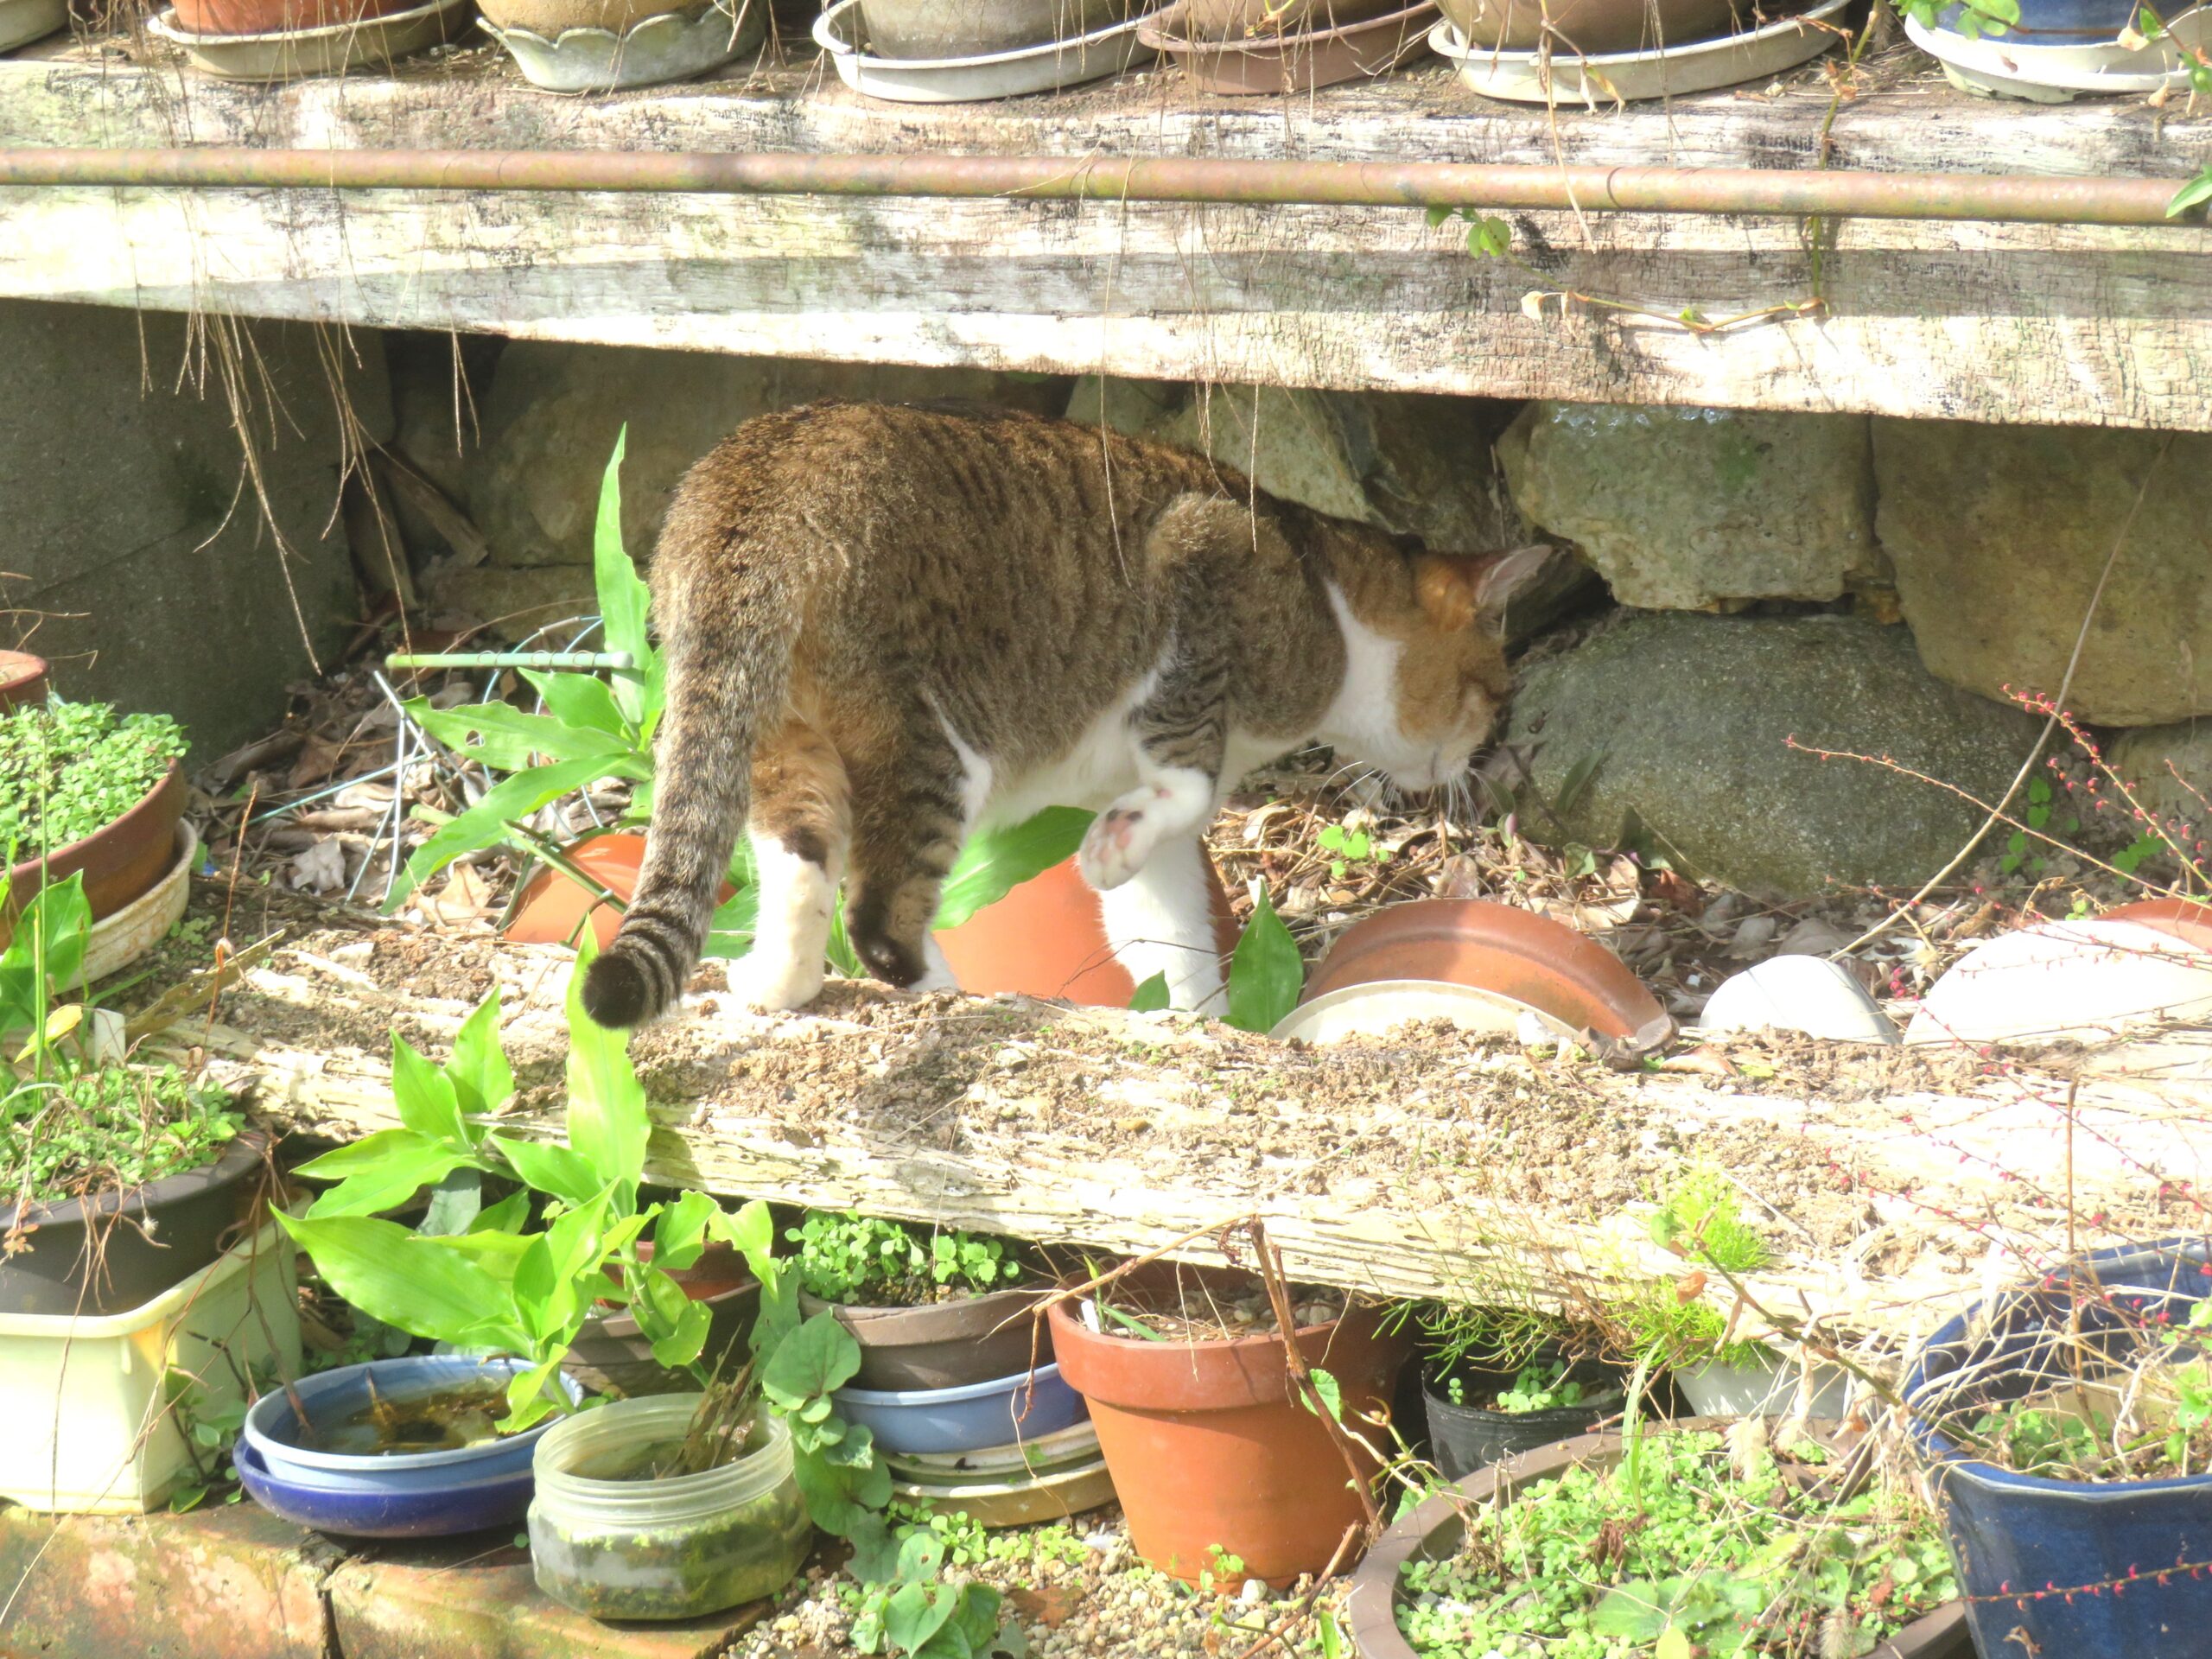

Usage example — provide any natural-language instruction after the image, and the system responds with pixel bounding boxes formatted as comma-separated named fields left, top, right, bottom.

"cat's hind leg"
left=728, top=717, right=849, bottom=1012
left=842, top=708, right=977, bottom=995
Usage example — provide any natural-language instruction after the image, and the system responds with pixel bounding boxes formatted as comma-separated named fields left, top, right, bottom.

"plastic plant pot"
left=1141, top=0, right=1435, bottom=91
left=0, top=1126, right=270, bottom=1319
left=1437, top=0, right=1736, bottom=50
left=3, top=760, right=187, bottom=931
left=1903, top=1237, right=2212, bottom=1659
left=1046, top=1265, right=1408, bottom=1586
left=1419, top=1357, right=1626, bottom=1483
left=529, top=1396, right=813, bottom=1621
left=798, top=1285, right=1054, bottom=1391
left=1675, top=1342, right=1853, bottom=1421
left=1348, top=1420, right=1973, bottom=1659
left=831, top=1361, right=1089, bottom=1456
left=854, top=0, right=1138, bottom=57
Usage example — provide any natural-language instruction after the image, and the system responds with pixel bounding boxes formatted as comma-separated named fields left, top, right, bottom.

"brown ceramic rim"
left=1346, top=1418, right=1972, bottom=1659
left=0, top=650, right=48, bottom=712
left=2105, top=897, right=2212, bottom=954
left=583, top=1273, right=760, bottom=1342
left=0, top=1124, right=270, bottom=1235
left=5, top=760, right=188, bottom=922
left=1140, top=0, right=1438, bottom=89
left=798, top=1283, right=1054, bottom=1346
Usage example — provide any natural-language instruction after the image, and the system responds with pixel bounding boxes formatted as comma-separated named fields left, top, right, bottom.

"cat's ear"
left=1414, top=545, right=1555, bottom=632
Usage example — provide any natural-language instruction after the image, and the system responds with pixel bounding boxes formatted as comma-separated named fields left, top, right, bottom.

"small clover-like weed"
left=0, top=699, right=186, bottom=855
left=791, top=1211, right=1028, bottom=1306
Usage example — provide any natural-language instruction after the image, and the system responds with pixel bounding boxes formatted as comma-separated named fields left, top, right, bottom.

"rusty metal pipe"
left=0, top=145, right=2196, bottom=226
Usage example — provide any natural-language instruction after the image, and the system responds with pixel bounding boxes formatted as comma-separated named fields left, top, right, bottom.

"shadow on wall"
left=0, top=298, right=385, bottom=759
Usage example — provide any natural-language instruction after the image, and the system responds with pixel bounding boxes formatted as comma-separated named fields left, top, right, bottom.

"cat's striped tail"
left=581, top=543, right=798, bottom=1030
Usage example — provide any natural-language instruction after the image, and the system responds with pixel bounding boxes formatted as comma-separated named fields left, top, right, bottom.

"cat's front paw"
left=1078, top=786, right=1173, bottom=891
left=727, top=950, right=827, bottom=1013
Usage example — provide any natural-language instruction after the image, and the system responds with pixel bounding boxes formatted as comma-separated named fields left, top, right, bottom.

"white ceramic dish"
left=147, top=0, right=466, bottom=79
left=883, top=1419, right=1103, bottom=1485
left=0, top=0, right=69, bottom=52
left=812, top=0, right=1159, bottom=101
left=1426, top=0, right=1847, bottom=102
left=81, top=820, right=195, bottom=985
left=1268, top=976, right=1585, bottom=1047
left=892, top=1456, right=1117, bottom=1526
left=1903, top=7, right=2208, bottom=101
left=482, top=0, right=764, bottom=90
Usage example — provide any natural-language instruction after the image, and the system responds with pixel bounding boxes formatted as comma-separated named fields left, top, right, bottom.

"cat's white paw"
left=728, top=951, right=826, bottom=1013
left=1078, top=785, right=1175, bottom=891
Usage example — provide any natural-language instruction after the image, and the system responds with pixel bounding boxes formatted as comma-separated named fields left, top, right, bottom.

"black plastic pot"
left=1421, top=1357, right=1626, bottom=1482
left=0, top=1128, right=270, bottom=1317
left=798, top=1286, right=1052, bottom=1391
left=1904, top=1237, right=2212, bottom=1659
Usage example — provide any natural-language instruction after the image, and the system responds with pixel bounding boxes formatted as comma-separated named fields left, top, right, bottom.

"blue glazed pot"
left=1904, top=1238, right=2212, bottom=1659
left=833, top=1361, right=1089, bottom=1455
left=238, top=1356, right=579, bottom=1535
left=1935, top=0, right=2136, bottom=38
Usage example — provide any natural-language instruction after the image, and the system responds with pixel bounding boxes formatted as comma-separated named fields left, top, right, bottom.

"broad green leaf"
left=709, top=1198, right=776, bottom=1268
left=1225, top=889, right=1303, bottom=1034
left=845, top=1514, right=904, bottom=1586
left=1588, top=1581, right=1675, bottom=1642
left=0, top=873, right=92, bottom=1027
left=1127, top=972, right=1171, bottom=1014
left=489, top=1135, right=605, bottom=1210
left=298, top=1129, right=472, bottom=1219
left=882, top=1583, right=957, bottom=1656
left=448, top=993, right=514, bottom=1124
left=701, top=885, right=760, bottom=960
left=1656, top=1627, right=1693, bottom=1659
left=472, top=1192, right=531, bottom=1234
left=1305, top=1365, right=1343, bottom=1423
left=649, top=1297, right=712, bottom=1370
left=763, top=1311, right=865, bottom=1407
left=388, top=754, right=646, bottom=909
left=593, top=429, right=662, bottom=732
left=410, top=699, right=627, bottom=773
left=391, top=1037, right=467, bottom=1147
left=277, top=1212, right=524, bottom=1353
left=652, top=1189, right=718, bottom=1272
left=504, top=1358, right=569, bottom=1433
left=417, top=1168, right=483, bottom=1236
left=2170, top=167, right=2212, bottom=217
left=933, top=807, right=1094, bottom=931
left=519, top=668, right=632, bottom=744
left=564, top=937, right=652, bottom=1186
left=793, top=1433, right=893, bottom=1536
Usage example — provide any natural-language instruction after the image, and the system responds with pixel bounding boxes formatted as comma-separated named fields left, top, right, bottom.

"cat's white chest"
left=971, top=674, right=1160, bottom=830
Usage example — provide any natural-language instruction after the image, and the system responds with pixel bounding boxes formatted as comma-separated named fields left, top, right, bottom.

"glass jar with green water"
left=529, top=1395, right=813, bottom=1621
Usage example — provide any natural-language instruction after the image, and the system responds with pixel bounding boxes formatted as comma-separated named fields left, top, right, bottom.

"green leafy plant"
left=848, top=1528, right=1024, bottom=1659
left=1224, top=888, right=1303, bottom=1035
left=1618, top=1172, right=1773, bottom=1372
left=1426, top=205, right=1512, bottom=259
left=1496, top=1360, right=1587, bottom=1414
left=1315, top=823, right=1377, bottom=881
left=1397, top=1428, right=1955, bottom=1657
left=790, top=1211, right=1027, bottom=1307
left=1889, top=0, right=2020, bottom=36
left=0, top=699, right=186, bottom=857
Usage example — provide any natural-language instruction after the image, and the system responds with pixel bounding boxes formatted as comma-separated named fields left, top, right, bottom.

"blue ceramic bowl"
left=234, top=1438, right=540, bottom=1538
left=241, top=1357, right=575, bottom=1506
left=833, top=1362, right=1089, bottom=1456
left=1935, top=0, right=2136, bottom=38
left=1904, top=1238, right=2212, bottom=1659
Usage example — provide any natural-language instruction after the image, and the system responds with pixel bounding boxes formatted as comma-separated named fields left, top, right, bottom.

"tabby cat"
left=582, top=400, right=1544, bottom=1029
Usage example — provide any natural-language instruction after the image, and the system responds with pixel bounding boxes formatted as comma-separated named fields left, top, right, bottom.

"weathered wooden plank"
left=3, top=43, right=2210, bottom=426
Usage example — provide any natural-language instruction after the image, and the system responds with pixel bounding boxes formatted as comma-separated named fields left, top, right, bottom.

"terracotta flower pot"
left=1047, top=1266, right=1408, bottom=1586
left=0, top=651, right=48, bottom=714
left=2106, top=895, right=2212, bottom=954
left=0, top=1128, right=270, bottom=1317
left=562, top=1243, right=760, bottom=1399
left=933, top=849, right=1238, bottom=1008
left=1347, top=1420, right=1972, bottom=1659
left=1143, top=0, right=1435, bottom=92
left=1174, top=0, right=1400, bottom=36
left=3, top=760, right=188, bottom=940
left=504, top=830, right=737, bottom=953
left=854, top=0, right=1137, bottom=58
left=798, top=1286, right=1054, bottom=1391
left=167, top=0, right=419, bottom=33
left=1296, top=898, right=1672, bottom=1050
left=1437, top=0, right=1740, bottom=50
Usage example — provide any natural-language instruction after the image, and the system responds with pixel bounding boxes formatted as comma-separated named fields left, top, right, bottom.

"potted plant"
left=2, top=697, right=187, bottom=936
left=1046, top=1260, right=1407, bottom=1586
left=1349, top=1416, right=1970, bottom=1658
left=0, top=869, right=265, bottom=1318
left=1904, top=1237, right=2212, bottom=1659
left=791, top=1210, right=1050, bottom=1391
left=476, top=0, right=767, bottom=95
left=1422, top=1353, right=1629, bottom=1483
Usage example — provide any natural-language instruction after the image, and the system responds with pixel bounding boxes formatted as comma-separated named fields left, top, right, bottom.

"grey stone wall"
left=0, top=299, right=385, bottom=759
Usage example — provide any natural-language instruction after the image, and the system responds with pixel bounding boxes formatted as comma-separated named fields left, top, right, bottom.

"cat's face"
left=1320, top=542, right=1550, bottom=791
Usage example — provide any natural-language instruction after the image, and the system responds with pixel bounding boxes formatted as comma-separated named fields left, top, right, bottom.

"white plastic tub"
left=0, top=1219, right=300, bottom=1514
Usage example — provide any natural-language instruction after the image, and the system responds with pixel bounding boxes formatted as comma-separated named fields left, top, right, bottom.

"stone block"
left=467, top=345, right=1073, bottom=569
left=1495, top=401, right=1882, bottom=612
left=1874, top=420, right=2212, bottom=726
left=0, top=299, right=378, bottom=759
left=2109, top=720, right=2212, bottom=855
left=424, top=563, right=599, bottom=642
left=324, top=1535, right=769, bottom=1659
left=1503, top=611, right=2044, bottom=900
left=0, top=1502, right=332, bottom=1659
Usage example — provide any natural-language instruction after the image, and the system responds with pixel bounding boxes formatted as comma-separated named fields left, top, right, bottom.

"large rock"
left=2109, top=721, right=2212, bottom=852
left=0, top=300, right=378, bottom=759
left=1503, top=612, right=2044, bottom=899
left=1875, top=422, right=2212, bottom=727
left=1495, top=402, right=1883, bottom=612
left=468, top=346, right=1073, bottom=569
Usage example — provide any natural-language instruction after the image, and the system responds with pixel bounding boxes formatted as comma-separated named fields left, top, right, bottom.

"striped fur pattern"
left=582, top=400, right=1545, bottom=1029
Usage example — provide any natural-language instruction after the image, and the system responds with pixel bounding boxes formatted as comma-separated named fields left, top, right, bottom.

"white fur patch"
left=732, top=831, right=838, bottom=1011
left=1096, top=835, right=1226, bottom=1012
left=1314, top=581, right=1424, bottom=779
